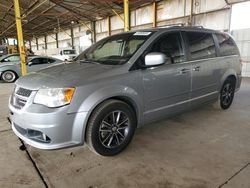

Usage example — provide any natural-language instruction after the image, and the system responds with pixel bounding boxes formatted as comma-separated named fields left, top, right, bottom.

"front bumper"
left=9, top=95, right=88, bottom=150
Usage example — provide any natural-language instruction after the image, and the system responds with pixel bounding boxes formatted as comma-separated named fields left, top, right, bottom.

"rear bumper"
left=235, top=74, right=242, bottom=92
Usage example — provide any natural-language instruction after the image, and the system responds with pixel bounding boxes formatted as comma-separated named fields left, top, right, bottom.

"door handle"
left=179, top=68, right=190, bottom=74
left=193, top=66, right=200, bottom=71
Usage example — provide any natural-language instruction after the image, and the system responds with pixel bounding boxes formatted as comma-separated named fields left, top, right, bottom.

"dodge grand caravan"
left=9, top=27, right=242, bottom=156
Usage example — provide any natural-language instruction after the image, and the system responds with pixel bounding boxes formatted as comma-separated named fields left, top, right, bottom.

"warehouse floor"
left=0, top=79, right=250, bottom=188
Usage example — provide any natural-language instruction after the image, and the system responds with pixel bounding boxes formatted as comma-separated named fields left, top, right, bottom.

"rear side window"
left=186, top=32, right=216, bottom=60
left=215, top=33, right=238, bottom=56
left=48, top=58, right=56, bottom=63
left=31, top=58, right=49, bottom=65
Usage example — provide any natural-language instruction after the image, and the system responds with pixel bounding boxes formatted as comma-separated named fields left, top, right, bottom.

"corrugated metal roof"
left=0, top=0, right=153, bottom=39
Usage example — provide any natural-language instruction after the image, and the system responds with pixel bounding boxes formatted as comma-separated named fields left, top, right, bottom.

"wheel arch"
left=82, top=95, right=140, bottom=143
left=220, top=69, right=237, bottom=89
left=1, top=69, right=19, bottom=81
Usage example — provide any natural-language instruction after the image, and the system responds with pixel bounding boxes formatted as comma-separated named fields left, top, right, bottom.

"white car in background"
left=53, top=49, right=78, bottom=61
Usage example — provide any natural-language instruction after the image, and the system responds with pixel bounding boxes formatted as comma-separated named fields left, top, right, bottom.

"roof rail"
left=158, top=23, right=186, bottom=28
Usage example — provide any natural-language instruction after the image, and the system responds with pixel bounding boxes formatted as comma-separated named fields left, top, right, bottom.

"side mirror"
left=145, top=52, right=167, bottom=67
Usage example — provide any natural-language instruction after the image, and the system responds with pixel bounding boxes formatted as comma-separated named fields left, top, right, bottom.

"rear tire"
left=1, top=71, right=17, bottom=83
left=219, top=78, right=236, bottom=110
left=86, top=100, right=136, bottom=156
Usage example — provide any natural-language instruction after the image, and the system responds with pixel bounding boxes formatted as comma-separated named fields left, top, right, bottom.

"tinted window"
left=48, top=58, right=56, bottom=63
left=63, top=50, right=75, bottom=55
left=31, top=58, right=48, bottom=65
left=215, top=33, right=238, bottom=56
left=150, top=32, right=185, bottom=64
left=186, top=32, right=216, bottom=60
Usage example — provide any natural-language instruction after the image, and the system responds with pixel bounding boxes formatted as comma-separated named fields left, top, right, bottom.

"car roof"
left=126, top=25, right=225, bottom=35
left=29, top=55, right=53, bottom=59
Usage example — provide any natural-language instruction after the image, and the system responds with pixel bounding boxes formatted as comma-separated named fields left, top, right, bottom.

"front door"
left=142, top=32, right=191, bottom=123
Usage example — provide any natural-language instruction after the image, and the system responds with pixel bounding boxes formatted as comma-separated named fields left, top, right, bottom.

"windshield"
left=76, top=31, right=153, bottom=65
left=63, top=50, right=76, bottom=55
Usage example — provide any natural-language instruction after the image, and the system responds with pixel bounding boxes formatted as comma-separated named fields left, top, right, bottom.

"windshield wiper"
left=78, top=59, right=100, bottom=64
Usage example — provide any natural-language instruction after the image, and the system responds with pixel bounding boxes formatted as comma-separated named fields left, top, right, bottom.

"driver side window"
left=150, top=32, right=185, bottom=64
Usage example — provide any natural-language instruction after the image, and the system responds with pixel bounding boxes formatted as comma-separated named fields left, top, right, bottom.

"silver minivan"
left=9, top=27, right=242, bottom=156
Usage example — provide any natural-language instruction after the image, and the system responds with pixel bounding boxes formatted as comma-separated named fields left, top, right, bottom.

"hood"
left=16, top=62, right=122, bottom=90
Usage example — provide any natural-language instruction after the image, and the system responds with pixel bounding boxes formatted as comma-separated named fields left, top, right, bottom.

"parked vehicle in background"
left=0, top=54, right=21, bottom=63
left=9, top=27, right=242, bottom=156
left=0, top=54, right=36, bottom=63
left=0, top=56, right=62, bottom=82
left=52, top=49, right=78, bottom=61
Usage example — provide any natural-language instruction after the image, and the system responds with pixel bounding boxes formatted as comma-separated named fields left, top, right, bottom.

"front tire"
left=1, top=71, right=17, bottom=83
left=86, top=100, right=136, bottom=156
left=220, top=78, right=236, bottom=110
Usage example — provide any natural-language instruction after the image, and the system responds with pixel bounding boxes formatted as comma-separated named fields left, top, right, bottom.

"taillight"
left=240, top=58, right=243, bottom=71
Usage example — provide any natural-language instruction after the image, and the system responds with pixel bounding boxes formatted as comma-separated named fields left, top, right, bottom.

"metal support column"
left=153, top=1, right=157, bottom=27
left=36, top=37, right=38, bottom=50
left=29, top=40, right=32, bottom=51
left=91, top=21, right=96, bottom=44
left=44, top=35, right=47, bottom=49
left=70, top=27, right=74, bottom=49
left=107, top=16, right=111, bottom=36
left=124, top=0, right=129, bottom=32
left=13, top=0, right=26, bottom=76
left=55, top=33, right=59, bottom=48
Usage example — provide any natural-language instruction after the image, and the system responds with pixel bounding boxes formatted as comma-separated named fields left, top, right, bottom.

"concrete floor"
left=0, top=79, right=250, bottom=188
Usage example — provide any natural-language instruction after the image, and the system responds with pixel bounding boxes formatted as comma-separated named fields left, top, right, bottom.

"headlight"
left=34, top=88, right=75, bottom=107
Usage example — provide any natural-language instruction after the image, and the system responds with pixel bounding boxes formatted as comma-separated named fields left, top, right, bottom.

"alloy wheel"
left=99, top=110, right=130, bottom=149
left=221, top=83, right=233, bottom=106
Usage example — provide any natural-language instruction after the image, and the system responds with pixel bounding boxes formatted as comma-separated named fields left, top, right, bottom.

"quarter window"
left=186, top=32, right=216, bottom=60
left=150, top=32, right=185, bottom=64
left=215, top=33, right=238, bottom=56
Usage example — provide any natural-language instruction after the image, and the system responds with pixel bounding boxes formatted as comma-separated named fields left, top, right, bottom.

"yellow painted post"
left=153, top=1, right=157, bottom=27
left=124, top=0, right=129, bottom=32
left=107, top=16, right=111, bottom=36
left=13, top=0, right=26, bottom=76
left=189, top=0, right=194, bottom=26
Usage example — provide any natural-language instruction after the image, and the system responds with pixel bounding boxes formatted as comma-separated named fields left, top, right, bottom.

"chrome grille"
left=11, top=87, right=32, bottom=109
left=16, top=87, right=32, bottom=97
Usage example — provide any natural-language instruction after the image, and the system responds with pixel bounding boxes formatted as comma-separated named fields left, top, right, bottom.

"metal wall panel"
left=232, top=28, right=250, bottom=77
left=228, top=0, right=250, bottom=4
